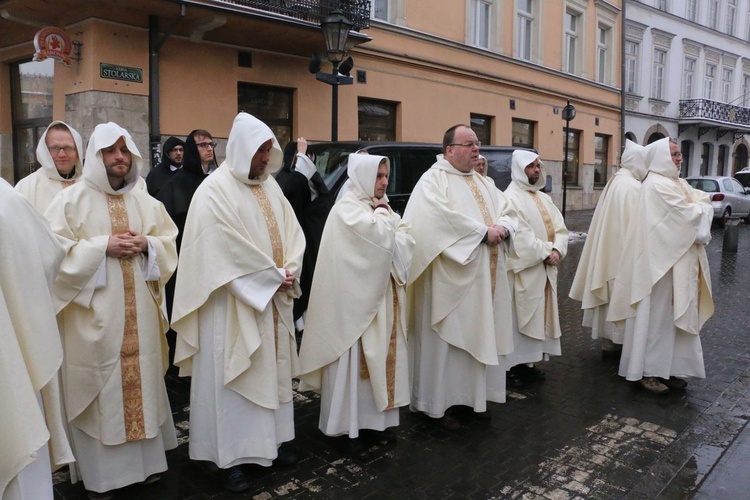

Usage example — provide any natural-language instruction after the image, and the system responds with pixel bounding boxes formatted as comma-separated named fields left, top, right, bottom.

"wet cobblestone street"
left=53, top=211, right=750, bottom=499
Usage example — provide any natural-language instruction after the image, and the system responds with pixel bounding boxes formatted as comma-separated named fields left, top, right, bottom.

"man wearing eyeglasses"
left=157, top=129, right=219, bottom=252
left=608, top=137, right=713, bottom=395
left=15, top=121, right=84, bottom=214
left=403, top=124, right=518, bottom=430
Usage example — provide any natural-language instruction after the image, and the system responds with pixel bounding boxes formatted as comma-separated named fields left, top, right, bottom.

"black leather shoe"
left=432, top=414, right=461, bottom=431
left=346, top=437, right=370, bottom=461
left=220, top=465, right=252, bottom=493
left=275, top=444, right=300, bottom=466
left=513, top=364, right=547, bottom=381
left=506, top=370, right=524, bottom=388
left=360, top=428, right=398, bottom=445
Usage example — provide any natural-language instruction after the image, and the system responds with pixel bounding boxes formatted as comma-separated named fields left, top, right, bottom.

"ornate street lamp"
left=561, top=99, right=577, bottom=219
left=316, top=10, right=354, bottom=141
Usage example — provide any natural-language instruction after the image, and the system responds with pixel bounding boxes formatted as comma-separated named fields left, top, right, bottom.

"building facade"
left=0, top=0, right=622, bottom=210
left=625, top=0, right=750, bottom=177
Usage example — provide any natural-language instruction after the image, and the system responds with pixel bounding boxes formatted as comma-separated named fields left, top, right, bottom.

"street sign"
left=100, top=63, right=143, bottom=83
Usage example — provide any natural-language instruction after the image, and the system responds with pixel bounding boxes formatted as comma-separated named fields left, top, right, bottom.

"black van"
left=300, top=141, right=533, bottom=214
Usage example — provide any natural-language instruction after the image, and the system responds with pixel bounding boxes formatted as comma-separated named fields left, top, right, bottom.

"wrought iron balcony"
left=679, top=99, right=750, bottom=127
left=218, top=0, right=371, bottom=31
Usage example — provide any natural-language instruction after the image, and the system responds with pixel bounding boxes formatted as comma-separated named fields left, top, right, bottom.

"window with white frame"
left=726, top=0, right=737, bottom=35
left=516, top=0, right=535, bottom=61
left=705, top=63, right=717, bottom=99
left=596, top=25, right=610, bottom=84
left=372, top=0, right=389, bottom=20
left=625, top=41, right=639, bottom=93
left=683, top=57, right=696, bottom=99
left=687, top=0, right=698, bottom=22
left=657, top=0, right=668, bottom=12
left=723, top=67, right=734, bottom=102
left=709, top=0, right=720, bottom=30
left=743, top=74, right=750, bottom=107
left=469, top=0, right=492, bottom=48
left=564, top=10, right=581, bottom=74
left=651, top=48, right=667, bottom=100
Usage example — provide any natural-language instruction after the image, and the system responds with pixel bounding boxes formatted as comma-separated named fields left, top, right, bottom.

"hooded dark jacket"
left=157, top=131, right=217, bottom=252
left=146, top=136, right=184, bottom=198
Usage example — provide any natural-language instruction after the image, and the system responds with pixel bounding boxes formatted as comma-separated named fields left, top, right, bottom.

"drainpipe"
left=620, top=0, right=626, bottom=153
left=148, top=5, right=185, bottom=169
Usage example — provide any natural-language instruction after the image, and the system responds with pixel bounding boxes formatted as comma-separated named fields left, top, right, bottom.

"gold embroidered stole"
left=464, top=176, right=498, bottom=296
left=107, top=195, right=145, bottom=442
left=529, top=191, right=556, bottom=337
left=360, top=276, right=400, bottom=410
left=249, top=184, right=283, bottom=352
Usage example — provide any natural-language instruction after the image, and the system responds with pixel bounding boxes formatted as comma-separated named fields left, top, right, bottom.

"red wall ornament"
left=33, top=27, right=73, bottom=66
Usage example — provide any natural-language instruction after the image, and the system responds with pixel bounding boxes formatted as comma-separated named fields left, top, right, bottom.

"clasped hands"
left=485, top=225, right=508, bottom=246
left=278, top=269, right=296, bottom=293
left=106, top=230, right=148, bottom=258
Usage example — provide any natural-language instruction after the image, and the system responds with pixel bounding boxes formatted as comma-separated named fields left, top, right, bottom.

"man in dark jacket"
left=146, top=136, right=184, bottom=198
left=281, top=138, right=334, bottom=331
left=157, top=129, right=217, bottom=252
left=157, top=130, right=218, bottom=373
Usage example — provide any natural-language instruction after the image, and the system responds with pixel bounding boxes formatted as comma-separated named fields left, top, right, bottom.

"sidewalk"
left=51, top=210, right=750, bottom=499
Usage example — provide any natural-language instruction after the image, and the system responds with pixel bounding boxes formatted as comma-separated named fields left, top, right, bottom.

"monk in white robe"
left=298, top=154, right=414, bottom=459
left=503, top=151, right=568, bottom=380
left=46, top=122, right=178, bottom=497
left=171, top=113, right=305, bottom=493
left=403, top=124, right=517, bottom=430
left=608, top=137, right=713, bottom=394
left=569, top=140, right=647, bottom=350
left=0, top=180, right=74, bottom=500
left=15, top=121, right=83, bottom=213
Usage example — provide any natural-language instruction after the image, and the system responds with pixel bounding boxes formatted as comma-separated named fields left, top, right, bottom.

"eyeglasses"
left=671, top=152, right=683, bottom=158
left=449, top=141, right=482, bottom=148
left=48, top=146, right=76, bottom=155
left=196, top=142, right=216, bottom=149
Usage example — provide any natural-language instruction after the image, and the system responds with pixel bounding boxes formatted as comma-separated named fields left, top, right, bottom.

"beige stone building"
left=0, top=0, right=622, bottom=210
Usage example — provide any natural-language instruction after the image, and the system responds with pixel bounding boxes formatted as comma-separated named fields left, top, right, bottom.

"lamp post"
left=561, top=99, right=577, bottom=219
left=316, top=10, right=354, bottom=141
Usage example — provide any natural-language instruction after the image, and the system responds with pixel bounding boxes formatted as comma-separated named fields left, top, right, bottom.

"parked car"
left=734, top=167, right=750, bottom=189
left=300, top=141, right=534, bottom=214
left=686, top=176, right=750, bottom=226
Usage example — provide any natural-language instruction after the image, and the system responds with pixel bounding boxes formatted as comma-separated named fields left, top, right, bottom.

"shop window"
left=10, top=58, right=54, bottom=183
left=512, top=119, right=535, bottom=149
left=238, top=83, right=294, bottom=147
left=563, top=129, right=580, bottom=186
left=471, top=113, right=492, bottom=145
left=594, top=134, right=609, bottom=186
left=358, top=98, right=397, bottom=141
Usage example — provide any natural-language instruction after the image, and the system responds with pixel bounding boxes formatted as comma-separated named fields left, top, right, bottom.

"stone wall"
left=66, top=90, right=150, bottom=171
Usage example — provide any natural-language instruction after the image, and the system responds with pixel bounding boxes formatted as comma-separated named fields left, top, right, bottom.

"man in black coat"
left=146, top=136, right=184, bottom=198
left=280, top=138, right=334, bottom=330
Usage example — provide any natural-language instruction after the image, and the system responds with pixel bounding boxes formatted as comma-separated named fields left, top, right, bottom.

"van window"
left=399, top=148, right=441, bottom=194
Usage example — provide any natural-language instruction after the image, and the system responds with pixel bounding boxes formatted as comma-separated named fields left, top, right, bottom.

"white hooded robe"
left=569, top=140, right=647, bottom=344
left=608, top=138, right=714, bottom=381
left=45, top=122, right=178, bottom=493
left=171, top=113, right=305, bottom=468
left=503, top=150, right=568, bottom=367
left=403, top=156, right=518, bottom=417
left=298, top=154, right=415, bottom=437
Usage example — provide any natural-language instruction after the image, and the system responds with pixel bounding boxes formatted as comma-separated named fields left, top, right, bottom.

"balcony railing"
left=679, top=99, right=750, bottom=127
left=218, top=0, right=371, bottom=30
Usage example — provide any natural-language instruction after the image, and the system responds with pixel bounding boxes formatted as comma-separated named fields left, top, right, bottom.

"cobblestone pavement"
left=53, top=211, right=750, bottom=499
